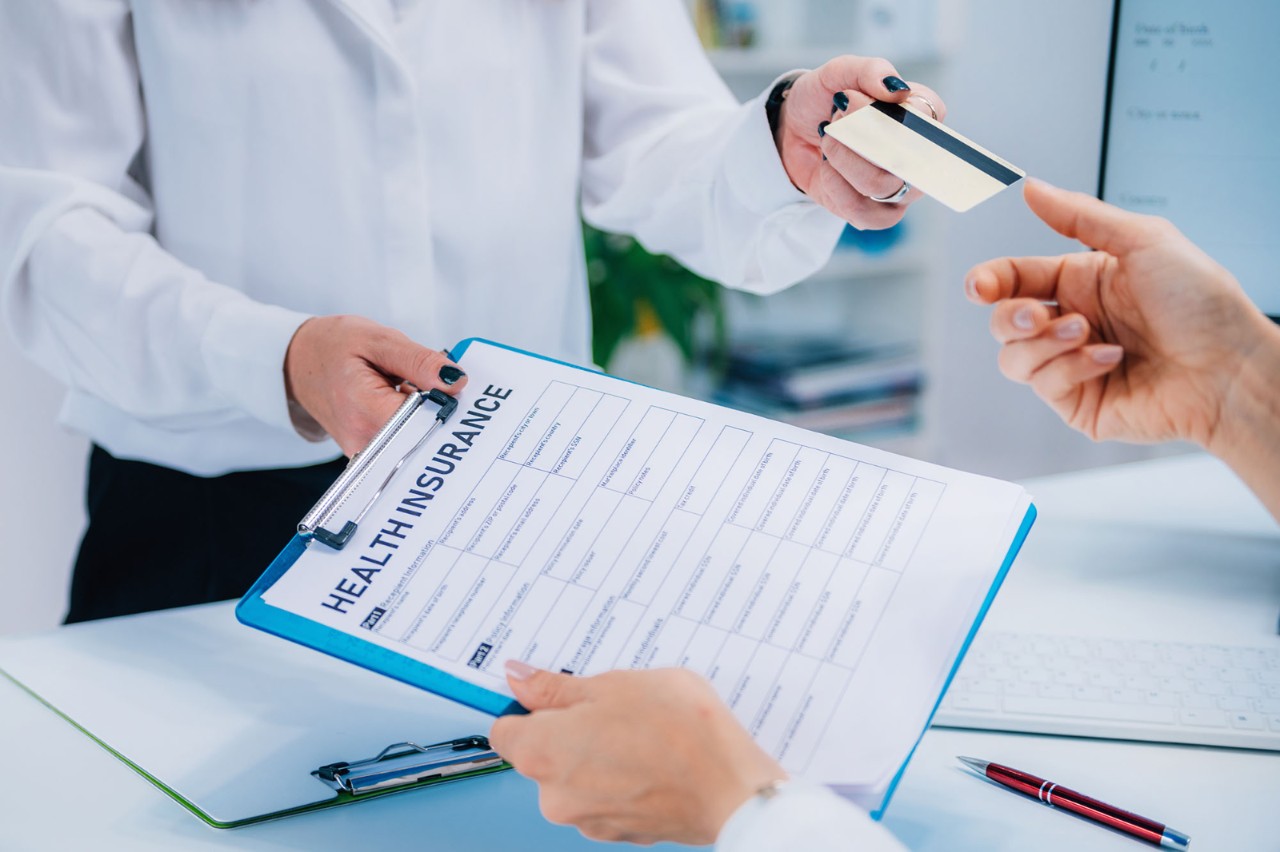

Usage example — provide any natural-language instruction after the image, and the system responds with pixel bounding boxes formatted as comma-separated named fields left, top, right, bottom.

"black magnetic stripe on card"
left=871, top=102, right=1022, bottom=185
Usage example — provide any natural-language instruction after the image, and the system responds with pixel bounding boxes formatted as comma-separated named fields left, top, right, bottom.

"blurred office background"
left=1, top=0, right=1180, bottom=635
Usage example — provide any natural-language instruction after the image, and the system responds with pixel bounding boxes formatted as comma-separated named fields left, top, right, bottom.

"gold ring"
left=908, top=94, right=938, bottom=120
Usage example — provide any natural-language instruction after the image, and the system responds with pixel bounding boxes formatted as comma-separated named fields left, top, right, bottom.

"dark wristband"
left=765, top=74, right=800, bottom=141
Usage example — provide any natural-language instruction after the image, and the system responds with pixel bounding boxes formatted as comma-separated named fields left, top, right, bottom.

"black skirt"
left=65, top=445, right=345, bottom=623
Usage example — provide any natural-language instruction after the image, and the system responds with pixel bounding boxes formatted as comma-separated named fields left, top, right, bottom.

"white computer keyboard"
left=933, top=631, right=1280, bottom=751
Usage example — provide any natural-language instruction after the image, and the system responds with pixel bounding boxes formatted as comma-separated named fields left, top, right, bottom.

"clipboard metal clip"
left=299, top=387, right=459, bottom=551
left=314, top=735, right=505, bottom=795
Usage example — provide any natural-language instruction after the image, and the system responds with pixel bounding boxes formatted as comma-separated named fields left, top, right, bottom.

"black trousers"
left=66, top=446, right=346, bottom=624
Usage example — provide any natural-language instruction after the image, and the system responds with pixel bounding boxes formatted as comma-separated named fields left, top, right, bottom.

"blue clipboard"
left=237, top=336, right=1037, bottom=817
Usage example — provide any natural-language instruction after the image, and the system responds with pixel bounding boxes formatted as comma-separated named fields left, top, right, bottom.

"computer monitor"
left=1100, top=0, right=1280, bottom=318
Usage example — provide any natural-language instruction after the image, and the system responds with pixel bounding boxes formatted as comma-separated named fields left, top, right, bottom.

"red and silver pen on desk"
left=957, top=757, right=1191, bottom=849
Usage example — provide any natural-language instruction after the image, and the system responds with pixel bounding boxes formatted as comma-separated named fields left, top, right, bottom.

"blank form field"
left=758, top=447, right=827, bottom=539
left=677, top=427, right=751, bottom=515
left=728, top=440, right=801, bottom=528
left=552, top=393, right=630, bottom=479
left=846, top=471, right=914, bottom=564
left=875, top=479, right=945, bottom=570
left=814, top=462, right=885, bottom=555
left=599, top=408, right=676, bottom=493
left=787, top=455, right=857, bottom=547
left=525, top=388, right=601, bottom=472
left=829, top=566, right=900, bottom=670
left=628, top=413, right=703, bottom=501
left=499, top=382, right=577, bottom=465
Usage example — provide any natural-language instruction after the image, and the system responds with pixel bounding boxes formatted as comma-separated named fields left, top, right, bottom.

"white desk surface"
left=2, top=453, right=1277, bottom=851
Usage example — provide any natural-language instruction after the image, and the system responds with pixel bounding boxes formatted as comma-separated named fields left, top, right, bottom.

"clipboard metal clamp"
left=314, top=735, right=505, bottom=795
left=299, top=387, right=459, bottom=551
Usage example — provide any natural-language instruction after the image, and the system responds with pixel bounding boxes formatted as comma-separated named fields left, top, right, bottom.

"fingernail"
left=1056, top=319, right=1085, bottom=340
left=822, top=153, right=827, bottom=162
left=439, top=365, right=465, bottom=385
left=1013, top=307, right=1035, bottom=331
left=817, top=120, right=829, bottom=138
left=505, top=659, right=537, bottom=681
left=830, top=104, right=838, bottom=118
left=964, top=275, right=980, bottom=301
left=883, top=76, right=910, bottom=93
left=1092, top=345, right=1124, bottom=364
left=833, top=91, right=849, bottom=111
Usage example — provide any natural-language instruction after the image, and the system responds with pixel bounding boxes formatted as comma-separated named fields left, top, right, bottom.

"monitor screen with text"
left=1102, top=0, right=1280, bottom=317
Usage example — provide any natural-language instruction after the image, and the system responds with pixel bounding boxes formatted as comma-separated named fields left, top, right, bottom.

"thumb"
left=365, top=329, right=469, bottom=396
left=1023, top=177, right=1163, bottom=257
left=505, top=660, right=588, bottom=711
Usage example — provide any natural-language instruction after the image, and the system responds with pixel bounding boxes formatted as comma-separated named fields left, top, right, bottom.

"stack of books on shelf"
left=713, top=336, right=922, bottom=441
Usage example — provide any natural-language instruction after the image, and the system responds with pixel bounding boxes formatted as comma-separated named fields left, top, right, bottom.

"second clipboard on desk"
left=0, top=602, right=509, bottom=828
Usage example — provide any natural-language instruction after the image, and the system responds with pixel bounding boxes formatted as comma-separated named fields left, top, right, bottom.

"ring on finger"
left=870, top=181, right=910, bottom=204
left=907, top=93, right=938, bottom=120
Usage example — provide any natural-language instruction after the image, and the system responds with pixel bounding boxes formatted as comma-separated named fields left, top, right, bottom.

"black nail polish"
left=882, top=75, right=910, bottom=93
left=832, top=91, right=849, bottom=111
left=818, top=121, right=829, bottom=138
left=439, top=365, right=465, bottom=385
left=822, top=153, right=827, bottom=162
left=830, top=104, right=838, bottom=118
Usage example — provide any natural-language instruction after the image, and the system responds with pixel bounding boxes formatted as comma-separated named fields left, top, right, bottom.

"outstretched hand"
left=966, top=178, right=1270, bottom=449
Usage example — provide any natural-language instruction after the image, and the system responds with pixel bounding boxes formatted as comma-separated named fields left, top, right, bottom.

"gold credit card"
left=825, top=101, right=1025, bottom=212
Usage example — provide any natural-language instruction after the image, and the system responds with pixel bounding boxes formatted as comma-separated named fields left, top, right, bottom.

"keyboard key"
left=1038, top=684, right=1073, bottom=700
left=1072, top=686, right=1109, bottom=702
left=1089, top=672, right=1123, bottom=688
left=968, top=679, right=1002, bottom=695
left=1131, top=642, right=1159, bottom=662
left=1180, top=708, right=1227, bottom=727
left=1218, top=696, right=1250, bottom=712
left=1031, top=636, right=1061, bottom=654
left=948, top=693, right=1000, bottom=712
left=1145, top=691, right=1180, bottom=707
left=1254, top=698, right=1280, bottom=714
left=1159, top=677, right=1192, bottom=693
left=1180, top=693, right=1217, bottom=709
left=1271, top=716, right=1280, bottom=733
left=1002, top=681, right=1037, bottom=697
left=1110, top=688, right=1145, bottom=704
left=1258, top=670, right=1280, bottom=685
left=1231, top=682, right=1263, bottom=699
left=1003, top=696, right=1176, bottom=725
left=1196, top=647, right=1232, bottom=667
left=1229, top=712, right=1266, bottom=731
left=1195, top=680, right=1227, bottom=696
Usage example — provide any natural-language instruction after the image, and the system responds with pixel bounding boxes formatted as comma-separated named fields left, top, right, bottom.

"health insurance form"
left=263, top=340, right=1031, bottom=796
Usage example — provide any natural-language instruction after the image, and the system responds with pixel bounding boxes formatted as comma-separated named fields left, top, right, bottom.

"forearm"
left=580, top=0, right=843, bottom=293
left=5, top=196, right=308, bottom=431
left=1208, top=319, right=1280, bottom=523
